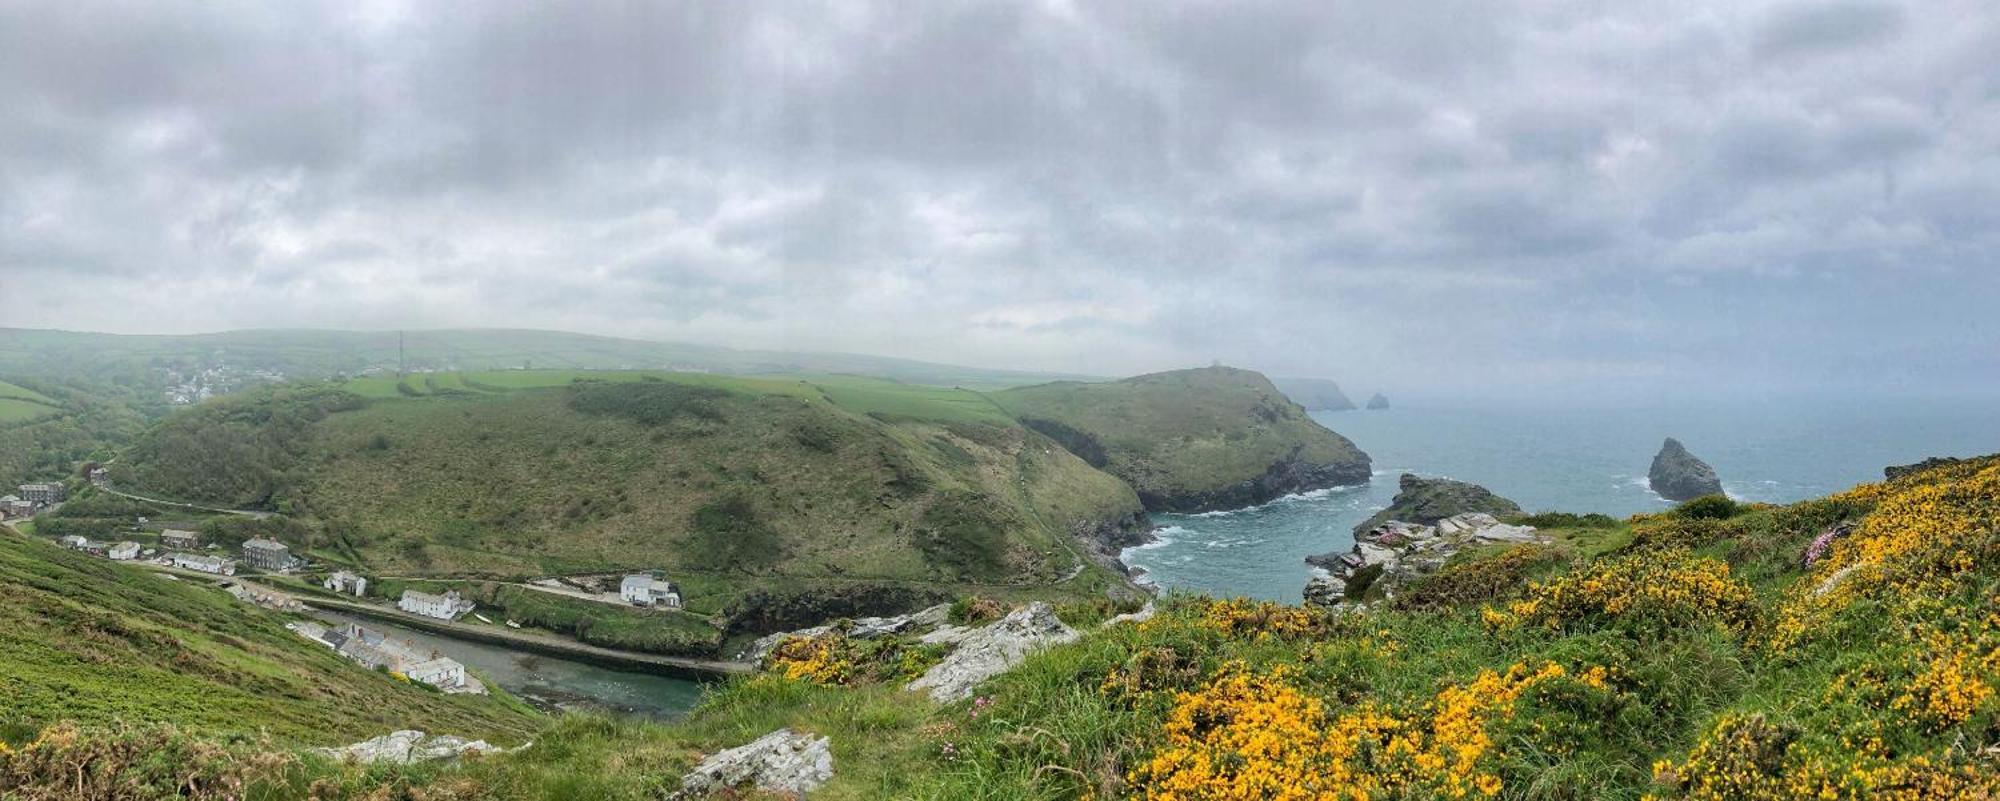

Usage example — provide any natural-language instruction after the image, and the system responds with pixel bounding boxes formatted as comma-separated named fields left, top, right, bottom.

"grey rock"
left=1106, top=601, right=1156, bottom=627
left=743, top=604, right=954, bottom=662
left=1649, top=438, right=1724, bottom=502
left=908, top=602, right=1078, bottom=702
left=673, top=728, right=834, bottom=800
left=314, top=730, right=508, bottom=765
left=1365, top=392, right=1391, bottom=410
left=1302, top=575, right=1347, bottom=607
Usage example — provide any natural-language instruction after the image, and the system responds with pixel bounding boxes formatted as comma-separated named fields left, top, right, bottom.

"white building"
left=59, top=535, right=90, bottom=549
left=403, top=657, right=467, bottom=689
left=620, top=573, right=683, bottom=609
left=160, top=529, right=201, bottom=550
left=107, top=541, right=140, bottom=561
left=323, top=570, right=368, bottom=597
left=171, top=553, right=234, bottom=575
left=398, top=588, right=475, bottom=620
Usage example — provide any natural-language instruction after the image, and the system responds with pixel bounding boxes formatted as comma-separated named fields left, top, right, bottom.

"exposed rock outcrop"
left=1365, top=393, right=1390, bottom=410
left=1349, top=474, right=1524, bottom=538
left=1141, top=445, right=1373, bottom=514
left=672, top=729, right=834, bottom=800
left=907, top=602, right=1078, bottom=702
left=1305, top=512, right=1545, bottom=608
left=742, top=604, right=952, bottom=663
left=1649, top=438, right=1723, bottom=502
left=1883, top=455, right=1969, bottom=481
left=313, top=731, right=512, bottom=764
left=721, top=584, right=953, bottom=636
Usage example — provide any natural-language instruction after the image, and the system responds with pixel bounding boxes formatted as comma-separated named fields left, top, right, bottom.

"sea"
left=1123, top=398, right=2000, bottom=602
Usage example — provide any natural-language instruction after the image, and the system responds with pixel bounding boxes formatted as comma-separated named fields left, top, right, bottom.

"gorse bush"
left=1481, top=548, right=1757, bottom=637
left=1672, top=494, right=1741, bottom=520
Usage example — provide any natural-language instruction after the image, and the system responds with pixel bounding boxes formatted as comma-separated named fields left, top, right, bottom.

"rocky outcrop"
left=908, top=602, right=1079, bottom=702
left=721, top=584, right=953, bottom=636
left=1349, top=474, right=1523, bottom=538
left=672, top=729, right=833, bottom=800
left=1305, top=513, right=1544, bottom=608
left=1649, top=438, right=1723, bottom=502
left=741, top=604, right=953, bottom=663
left=1365, top=393, right=1390, bottom=410
left=313, top=731, right=512, bottom=764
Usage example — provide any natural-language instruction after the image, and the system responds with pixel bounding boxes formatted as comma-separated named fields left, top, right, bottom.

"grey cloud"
left=1, top=0, right=1996, bottom=402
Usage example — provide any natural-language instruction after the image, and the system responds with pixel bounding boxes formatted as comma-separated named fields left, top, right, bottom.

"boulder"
left=314, top=731, right=509, bottom=765
left=908, top=602, right=1078, bottom=702
left=1649, top=438, right=1724, bottom=502
left=1350, top=474, right=1524, bottom=537
left=673, top=729, right=834, bottom=800
left=1302, top=575, right=1347, bottom=607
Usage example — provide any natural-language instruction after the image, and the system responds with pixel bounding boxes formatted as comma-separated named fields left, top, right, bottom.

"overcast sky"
left=2, top=1, right=1996, bottom=401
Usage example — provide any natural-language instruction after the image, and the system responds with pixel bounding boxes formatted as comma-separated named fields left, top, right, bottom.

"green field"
left=0, top=397, right=60, bottom=423
left=0, top=379, right=57, bottom=405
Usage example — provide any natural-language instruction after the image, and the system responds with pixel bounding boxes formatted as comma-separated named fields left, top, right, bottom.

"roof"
left=162, top=529, right=199, bottom=539
left=243, top=537, right=288, bottom=551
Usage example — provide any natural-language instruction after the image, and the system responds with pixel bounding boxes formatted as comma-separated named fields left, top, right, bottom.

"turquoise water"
left=1124, top=399, right=2000, bottom=602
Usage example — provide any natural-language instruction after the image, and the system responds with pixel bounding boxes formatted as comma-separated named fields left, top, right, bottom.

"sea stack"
left=1649, top=438, right=1723, bottom=502
left=1365, top=392, right=1390, bottom=410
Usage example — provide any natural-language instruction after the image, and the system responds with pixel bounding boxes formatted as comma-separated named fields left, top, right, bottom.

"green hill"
left=995, top=366, right=1372, bottom=512
left=0, top=531, right=539, bottom=747
left=111, top=373, right=1148, bottom=632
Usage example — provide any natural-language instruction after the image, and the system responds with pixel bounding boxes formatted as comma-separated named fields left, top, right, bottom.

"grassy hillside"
left=0, top=532, right=540, bottom=748
left=7, top=458, right=1997, bottom=800
left=111, top=373, right=1149, bottom=632
left=996, top=366, right=1372, bottom=512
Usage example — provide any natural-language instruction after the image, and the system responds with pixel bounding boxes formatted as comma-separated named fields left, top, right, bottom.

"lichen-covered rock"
left=908, top=602, right=1078, bottom=701
left=673, top=729, right=833, bottom=800
left=314, top=731, right=508, bottom=765
left=1302, top=575, right=1347, bottom=607
left=1649, top=438, right=1724, bottom=501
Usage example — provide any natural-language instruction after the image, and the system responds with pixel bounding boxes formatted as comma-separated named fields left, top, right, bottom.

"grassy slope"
left=995, top=366, right=1370, bottom=510
left=0, top=532, right=540, bottom=747
left=8, top=458, right=1998, bottom=800
left=111, top=373, right=1145, bottom=621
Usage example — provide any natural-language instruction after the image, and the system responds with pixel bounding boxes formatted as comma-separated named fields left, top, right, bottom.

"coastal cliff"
left=996, top=366, right=1372, bottom=514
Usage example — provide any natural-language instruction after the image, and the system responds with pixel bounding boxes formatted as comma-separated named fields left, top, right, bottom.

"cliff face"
left=996, top=366, right=1373, bottom=514
left=1271, top=377, right=1357, bottom=412
left=1649, top=438, right=1724, bottom=502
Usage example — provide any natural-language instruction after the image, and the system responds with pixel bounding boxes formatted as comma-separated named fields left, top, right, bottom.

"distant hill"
left=1271, top=377, right=1357, bottom=411
left=995, top=366, right=1372, bottom=512
left=0, top=532, right=538, bottom=745
left=0, top=327, right=1091, bottom=400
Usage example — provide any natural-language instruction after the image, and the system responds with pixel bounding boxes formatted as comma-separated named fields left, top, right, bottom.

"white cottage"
left=403, top=657, right=467, bottom=689
left=107, top=541, right=140, bottom=561
left=620, top=573, right=683, bottom=609
left=323, top=570, right=368, bottom=597
left=398, top=588, right=475, bottom=620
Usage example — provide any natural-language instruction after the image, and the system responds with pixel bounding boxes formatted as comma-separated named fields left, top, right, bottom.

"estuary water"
left=310, top=610, right=708, bottom=719
left=1123, top=398, right=2000, bottom=602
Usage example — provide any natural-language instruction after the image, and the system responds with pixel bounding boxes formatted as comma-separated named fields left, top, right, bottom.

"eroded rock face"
left=1649, top=438, right=1724, bottom=502
left=673, top=729, right=834, bottom=800
left=314, top=731, right=509, bottom=764
left=1304, top=512, right=1546, bottom=608
left=908, top=602, right=1078, bottom=702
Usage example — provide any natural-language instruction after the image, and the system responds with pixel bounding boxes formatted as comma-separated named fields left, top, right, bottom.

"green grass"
left=0, top=379, right=57, bottom=405
left=0, top=397, right=60, bottom=423
left=0, top=532, right=541, bottom=746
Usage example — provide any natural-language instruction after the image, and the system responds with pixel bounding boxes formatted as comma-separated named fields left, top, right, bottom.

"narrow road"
left=99, top=486, right=275, bottom=519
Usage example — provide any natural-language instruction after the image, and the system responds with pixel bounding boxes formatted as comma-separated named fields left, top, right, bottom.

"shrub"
left=1514, top=511, right=1619, bottom=529
left=688, top=493, right=783, bottom=574
left=948, top=595, right=1004, bottom=625
left=1673, top=494, right=1740, bottom=520
left=1395, top=545, right=1567, bottom=611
